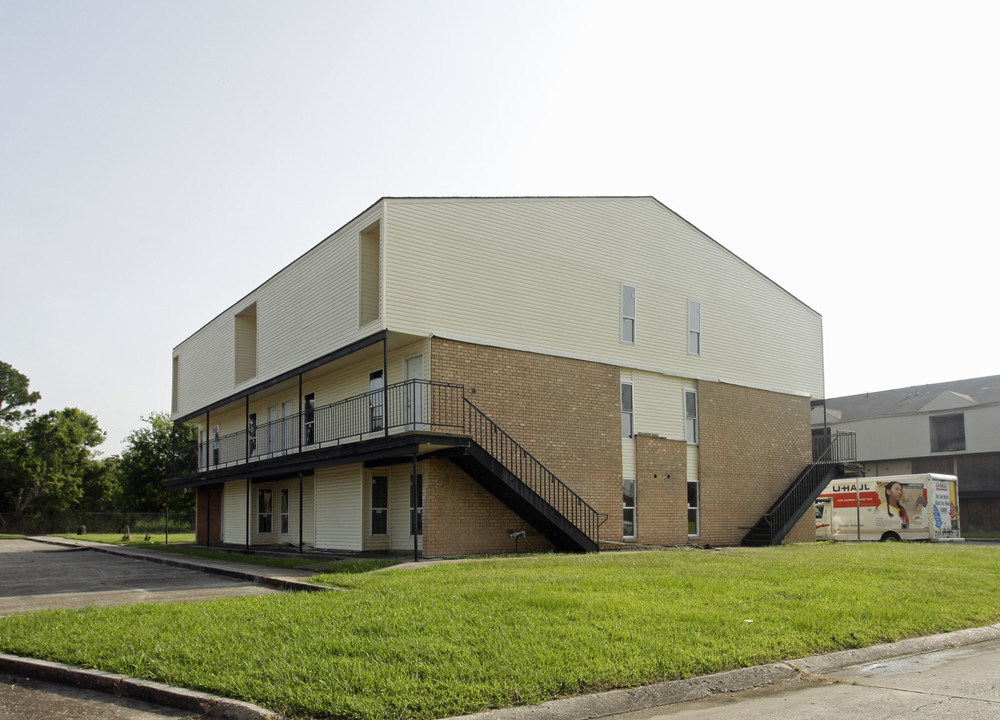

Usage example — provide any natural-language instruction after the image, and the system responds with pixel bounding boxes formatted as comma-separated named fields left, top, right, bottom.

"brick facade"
left=633, top=434, right=689, bottom=545
left=428, top=338, right=621, bottom=554
left=698, top=382, right=814, bottom=545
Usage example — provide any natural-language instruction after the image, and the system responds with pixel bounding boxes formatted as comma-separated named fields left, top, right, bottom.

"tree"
left=0, top=361, right=41, bottom=427
left=0, top=408, right=105, bottom=524
left=118, top=412, right=196, bottom=513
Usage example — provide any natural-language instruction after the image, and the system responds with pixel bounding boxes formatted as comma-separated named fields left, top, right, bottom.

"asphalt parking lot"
left=0, top=537, right=281, bottom=615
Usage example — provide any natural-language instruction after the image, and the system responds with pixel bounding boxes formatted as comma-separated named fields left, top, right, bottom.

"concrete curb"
left=0, top=654, right=280, bottom=720
left=23, top=536, right=328, bottom=593
left=445, top=624, right=1000, bottom=720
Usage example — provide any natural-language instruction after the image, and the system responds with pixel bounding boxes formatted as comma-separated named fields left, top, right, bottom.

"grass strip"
left=1, top=543, right=999, bottom=720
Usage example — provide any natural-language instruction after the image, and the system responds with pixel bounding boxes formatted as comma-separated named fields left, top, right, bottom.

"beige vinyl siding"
left=384, top=197, right=822, bottom=399
left=314, top=464, right=363, bottom=551
left=628, top=369, right=689, bottom=441
left=222, top=480, right=247, bottom=545
left=301, top=474, right=315, bottom=546
left=171, top=204, right=384, bottom=420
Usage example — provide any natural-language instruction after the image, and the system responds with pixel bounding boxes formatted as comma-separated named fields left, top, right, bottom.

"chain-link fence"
left=0, top=512, right=194, bottom=536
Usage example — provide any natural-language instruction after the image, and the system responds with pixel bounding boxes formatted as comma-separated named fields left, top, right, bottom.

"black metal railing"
left=174, top=380, right=466, bottom=475
left=171, top=378, right=599, bottom=547
left=812, top=430, right=857, bottom=463
left=752, top=430, right=857, bottom=544
left=464, top=399, right=601, bottom=545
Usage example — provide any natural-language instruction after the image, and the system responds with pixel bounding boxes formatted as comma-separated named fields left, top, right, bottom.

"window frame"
left=684, top=388, right=698, bottom=445
left=303, top=392, right=316, bottom=445
left=621, top=283, right=636, bottom=344
left=623, top=477, right=636, bottom=539
left=621, top=381, right=635, bottom=439
left=279, top=488, right=289, bottom=535
left=687, top=478, right=700, bottom=537
left=688, top=300, right=701, bottom=356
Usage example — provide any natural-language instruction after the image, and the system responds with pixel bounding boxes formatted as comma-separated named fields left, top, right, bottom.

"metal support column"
left=383, top=337, right=389, bottom=438
left=412, top=453, right=419, bottom=563
left=299, top=472, right=304, bottom=553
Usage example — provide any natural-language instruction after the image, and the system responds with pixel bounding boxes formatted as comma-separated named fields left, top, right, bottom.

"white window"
left=688, top=300, right=701, bottom=355
left=371, top=476, right=388, bottom=535
left=687, top=479, right=699, bottom=537
left=684, top=389, right=698, bottom=444
left=247, top=413, right=257, bottom=457
left=621, top=284, right=636, bottom=343
left=279, top=488, right=289, bottom=534
left=621, top=382, right=635, bottom=438
left=623, top=477, right=636, bottom=538
left=303, top=393, right=316, bottom=445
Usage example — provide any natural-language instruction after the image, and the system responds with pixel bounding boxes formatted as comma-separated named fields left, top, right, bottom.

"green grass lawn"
left=1, top=543, right=999, bottom=720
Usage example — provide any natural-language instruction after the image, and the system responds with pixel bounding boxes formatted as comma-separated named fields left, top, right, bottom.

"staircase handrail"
left=463, top=398, right=601, bottom=545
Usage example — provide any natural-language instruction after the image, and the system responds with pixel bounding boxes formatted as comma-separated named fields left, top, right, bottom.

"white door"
left=282, top=400, right=296, bottom=450
left=405, top=355, right=424, bottom=430
left=267, top=405, right=279, bottom=454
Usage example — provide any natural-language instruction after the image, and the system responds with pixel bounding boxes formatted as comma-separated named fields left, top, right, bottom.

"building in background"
left=812, top=375, right=1000, bottom=532
left=167, top=196, right=825, bottom=555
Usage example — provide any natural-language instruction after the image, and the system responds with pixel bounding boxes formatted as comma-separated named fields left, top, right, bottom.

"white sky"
left=3, top=0, right=998, bottom=453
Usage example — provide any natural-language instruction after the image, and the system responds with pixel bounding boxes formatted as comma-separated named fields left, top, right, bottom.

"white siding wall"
left=301, top=474, right=315, bottom=546
left=172, top=204, right=384, bottom=419
left=222, top=480, right=247, bottom=545
left=831, top=404, right=1000, bottom=462
left=314, top=464, right=363, bottom=551
left=384, top=197, right=822, bottom=399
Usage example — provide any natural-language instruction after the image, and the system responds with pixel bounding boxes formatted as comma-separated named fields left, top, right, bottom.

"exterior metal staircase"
left=741, top=432, right=858, bottom=547
left=451, top=399, right=603, bottom=553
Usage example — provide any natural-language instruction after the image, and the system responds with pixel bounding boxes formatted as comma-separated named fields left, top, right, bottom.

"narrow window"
left=247, top=413, right=257, bottom=457
left=687, top=479, right=699, bottom=536
left=621, top=284, right=636, bottom=343
left=258, top=489, right=272, bottom=533
left=303, top=393, right=316, bottom=445
left=623, top=477, right=636, bottom=538
left=211, top=425, right=221, bottom=465
left=410, top=473, right=423, bottom=536
left=621, top=382, right=634, bottom=438
left=234, top=302, right=258, bottom=384
left=930, top=414, right=965, bottom=452
left=688, top=300, right=701, bottom=355
left=371, top=476, right=388, bottom=535
left=684, top=389, right=698, bottom=444
left=280, top=488, right=289, bottom=534
left=369, top=370, right=384, bottom=431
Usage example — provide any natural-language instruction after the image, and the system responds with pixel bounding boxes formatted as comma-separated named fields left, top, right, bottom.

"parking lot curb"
left=0, top=653, right=280, bottom=720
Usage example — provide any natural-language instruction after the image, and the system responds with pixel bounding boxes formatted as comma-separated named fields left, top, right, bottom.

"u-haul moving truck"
left=815, top=474, right=961, bottom=542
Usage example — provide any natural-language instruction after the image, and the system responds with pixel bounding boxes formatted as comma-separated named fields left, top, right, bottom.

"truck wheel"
left=880, top=532, right=901, bottom=542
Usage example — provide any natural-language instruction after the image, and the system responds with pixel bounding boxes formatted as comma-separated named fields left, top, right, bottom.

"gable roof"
left=820, top=375, right=1000, bottom=421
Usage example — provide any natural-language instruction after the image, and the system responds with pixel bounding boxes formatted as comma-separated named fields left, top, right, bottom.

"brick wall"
left=633, top=434, right=688, bottom=545
left=429, top=338, right=621, bottom=553
left=422, top=458, right=555, bottom=555
left=698, top=382, right=814, bottom=545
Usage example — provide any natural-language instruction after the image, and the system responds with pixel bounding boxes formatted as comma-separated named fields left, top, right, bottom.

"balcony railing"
left=174, top=380, right=465, bottom=476
left=812, top=430, right=857, bottom=463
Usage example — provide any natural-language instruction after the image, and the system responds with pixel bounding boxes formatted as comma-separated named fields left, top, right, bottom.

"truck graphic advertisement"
left=815, top=474, right=960, bottom=542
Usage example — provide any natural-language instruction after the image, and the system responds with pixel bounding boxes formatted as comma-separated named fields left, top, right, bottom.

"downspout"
left=299, top=472, right=304, bottom=553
